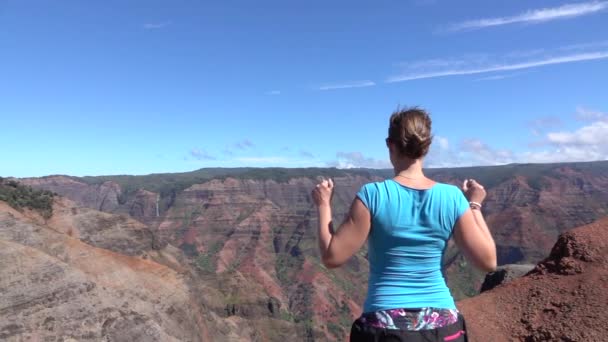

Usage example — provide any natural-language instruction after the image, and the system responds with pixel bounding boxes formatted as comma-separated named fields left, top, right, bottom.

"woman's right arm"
left=453, top=179, right=497, bottom=272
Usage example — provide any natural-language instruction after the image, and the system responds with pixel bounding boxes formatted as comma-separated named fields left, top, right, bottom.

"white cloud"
left=319, top=80, right=376, bottom=91
left=528, top=116, right=563, bottom=136
left=330, top=152, right=391, bottom=169
left=234, top=156, right=321, bottom=166
left=559, top=40, right=608, bottom=52
left=190, top=148, right=216, bottom=160
left=299, top=150, right=315, bottom=159
left=436, top=136, right=449, bottom=150
left=547, top=121, right=608, bottom=145
left=387, top=51, right=608, bottom=83
left=575, top=106, right=608, bottom=121
left=235, top=139, right=254, bottom=150
left=143, top=21, right=172, bottom=30
left=475, top=73, right=518, bottom=81
left=522, top=145, right=608, bottom=163
left=459, top=139, right=515, bottom=165
left=236, top=156, right=290, bottom=164
left=523, top=111, right=608, bottom=163
left=425, top=135, right=463, bottom=168
left=221, top=139, right=255, bottom=156
left=395, top=58, right=474, bottom=69
left=449, top=1, right=608, bottom=31
left=425, top=111, right=608, bottom=167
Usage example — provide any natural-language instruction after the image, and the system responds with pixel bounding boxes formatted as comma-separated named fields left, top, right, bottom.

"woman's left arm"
left=312, top=178, right=371, bottom=268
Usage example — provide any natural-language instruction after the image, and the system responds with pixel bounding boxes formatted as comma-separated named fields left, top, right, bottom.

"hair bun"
left=388, top=107, right=433, bottom=159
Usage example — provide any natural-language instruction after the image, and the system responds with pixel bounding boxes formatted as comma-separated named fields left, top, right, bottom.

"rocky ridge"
left=458, top=217, right=608, bottom=341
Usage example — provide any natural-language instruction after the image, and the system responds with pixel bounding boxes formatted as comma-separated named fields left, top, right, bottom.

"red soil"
left=458, top=217, right=608, bottom=342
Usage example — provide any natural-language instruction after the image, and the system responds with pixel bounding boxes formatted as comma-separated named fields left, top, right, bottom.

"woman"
left=311, top=107, right=496, bottom=342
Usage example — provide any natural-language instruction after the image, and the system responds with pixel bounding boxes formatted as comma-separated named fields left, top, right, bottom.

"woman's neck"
left=393, top=158, right=424, bottom=178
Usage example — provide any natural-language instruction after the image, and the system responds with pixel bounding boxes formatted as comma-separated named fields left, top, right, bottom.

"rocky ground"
left=0, top=200, right=212, bottom=341
left=458, top=217, right=608, bottom=341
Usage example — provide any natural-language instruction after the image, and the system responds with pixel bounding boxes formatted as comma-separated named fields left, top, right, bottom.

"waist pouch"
left=350, top=313, right=468, bottom=342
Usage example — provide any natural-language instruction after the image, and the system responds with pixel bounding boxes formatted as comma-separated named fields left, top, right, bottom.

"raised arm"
left=452, top=179, right=497, bottom=272
left=312, top=178, right=371, bottom=269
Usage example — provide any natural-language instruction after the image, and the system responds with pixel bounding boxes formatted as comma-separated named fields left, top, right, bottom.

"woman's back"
left=312, top=107, right=496, bottom=341
left=357, top=179, right=469, bottom=312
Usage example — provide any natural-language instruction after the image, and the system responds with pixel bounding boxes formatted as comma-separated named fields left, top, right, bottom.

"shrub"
left=0, top=179, right=54, bottom=219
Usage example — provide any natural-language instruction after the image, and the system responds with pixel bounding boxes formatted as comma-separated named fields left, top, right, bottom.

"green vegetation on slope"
left=76, top=167, right=377, bottom=192
left=275, top=252, right=304, bottom=285
left=426, top=160, right=608, bottom=190
left=195, top=241, right=224, bottom=274
left=0, top=177, right=55, bottom=219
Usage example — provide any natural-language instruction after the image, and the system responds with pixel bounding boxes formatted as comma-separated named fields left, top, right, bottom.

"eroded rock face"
left=158, top=176, right=373, bottom=340
left=20, top=176, right=160, bottom=224
left=458, top=218, right=608, bottom=341
left=20, top=176, right=123, bottom=212
left=126, top=189, right=159, bottom=223
left=44, top=197, right=156, bottom=256
left=0, top=202, right=226, bottom=342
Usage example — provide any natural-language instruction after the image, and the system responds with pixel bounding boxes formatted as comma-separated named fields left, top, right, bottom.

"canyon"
left=1, top=161, right=607, bottom=340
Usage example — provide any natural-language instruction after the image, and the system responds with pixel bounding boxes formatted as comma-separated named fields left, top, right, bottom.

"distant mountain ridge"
left=4, top=160, right=607, bottom=340
left=22, top=161, right=608, bottom=265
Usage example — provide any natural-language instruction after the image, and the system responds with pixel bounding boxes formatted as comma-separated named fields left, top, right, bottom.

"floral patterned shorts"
left=355, top=307, right=460, bottom=331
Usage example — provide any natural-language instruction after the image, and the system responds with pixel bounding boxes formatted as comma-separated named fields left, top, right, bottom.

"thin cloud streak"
left=299, top=150, right=315, bottom=159
left=236, top=156, right=289, bottom=164
left=475, top=73, right=518, bottom=81
left=234, top=139, right=254, bottom=150
left=143, top=21, right=172, bottom=29
left=387, top=51, right=608, bottom=83
left=450, top=1, right=608, bottom=31
left=319, top=80, right=376, bottom=91
left=234, top=156, right=321, bottom=166
left=190, top=148, right=216, bottom=161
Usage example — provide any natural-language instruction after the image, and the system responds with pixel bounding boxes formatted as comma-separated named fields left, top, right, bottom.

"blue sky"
left=1, top=0, right=607, bottom=177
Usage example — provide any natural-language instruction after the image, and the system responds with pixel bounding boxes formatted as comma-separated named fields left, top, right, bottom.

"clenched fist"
left=311, top=178, right=334, bottom=207
left=462, top=178, right=486, bottom=204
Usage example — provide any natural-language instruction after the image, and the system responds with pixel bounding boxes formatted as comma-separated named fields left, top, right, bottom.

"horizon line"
left=7, top=160, right=608, bottom=179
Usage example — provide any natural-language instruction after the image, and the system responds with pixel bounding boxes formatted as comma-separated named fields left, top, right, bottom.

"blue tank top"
left=356, top=179, right=469, bottom=312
